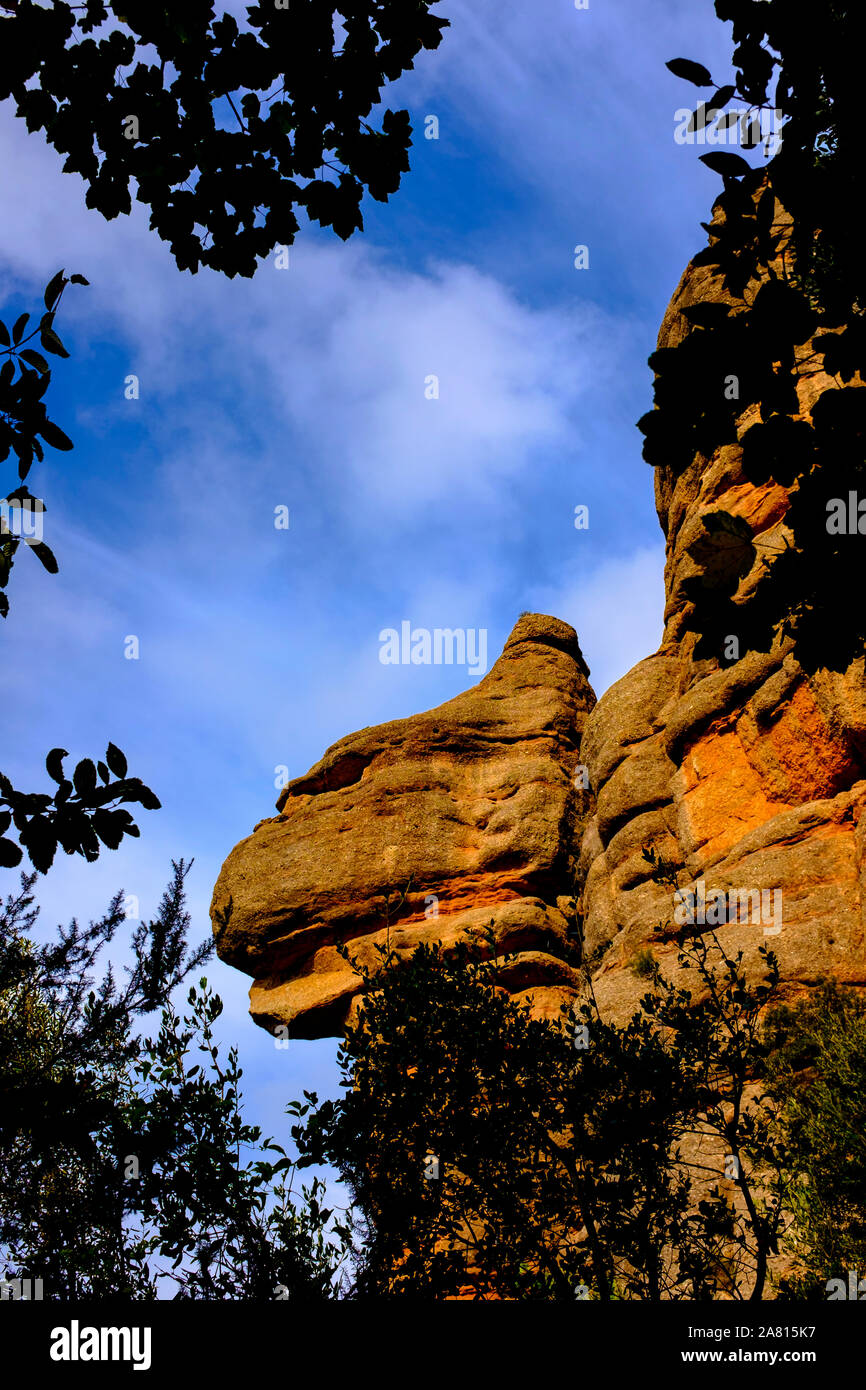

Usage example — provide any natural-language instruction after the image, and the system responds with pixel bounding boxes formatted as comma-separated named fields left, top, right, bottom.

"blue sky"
left=0, top=0, right=757, bottom=1179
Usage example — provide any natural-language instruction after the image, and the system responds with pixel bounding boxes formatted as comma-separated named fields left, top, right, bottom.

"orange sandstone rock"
left=211, top=613, right=595, bottom=1037
left=213, top=187, right=866, bottom=1038
left=579, top=186, right=866, bottom=1023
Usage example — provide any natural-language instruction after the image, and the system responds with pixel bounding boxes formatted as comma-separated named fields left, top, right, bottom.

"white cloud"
left=527, top=543, right=666, bottom=698
left=274, top=257, right=618, bottom=514
left=0, top=105, right=625, bottom=528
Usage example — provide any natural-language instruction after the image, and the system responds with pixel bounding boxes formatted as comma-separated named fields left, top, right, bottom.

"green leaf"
left=707, top=84, right=736, bottom=110
left=12, top=313, right=30, bottom=344
left=20, top=348, right=50, bottom=375
left=54, top=779, right=73, bottom=806
left=686, top=105, right=705, bottom=136
left=43, top=270, right=67, bottom=309
left=666, top=57, right=714, bottom=87
left=73, top=758, right=98, bottom=798
left=105, top=742, right=128, bottom=778
left=46, top=747, right=69, bottom=783
left=19, top=816, right=57, bottom=873
left=39, top=420, right=74, bottom=450
left=699, top=151, right=753, bottom=178
left=29, top=541, right=58, bottom=574
left=715, top=110, right=743, bottom=135
left=97, top=760, right=111, bottom=784
left=40, top=327, right=69, bottom=358
left=0, top=836, right=23, bottom=868
left=91, top=807, right=127, bottom=850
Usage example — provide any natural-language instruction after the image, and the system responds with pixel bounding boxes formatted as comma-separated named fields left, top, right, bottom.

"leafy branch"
left=0, top=269, right=88, bottom=614
left=0, top=742, right=161, bottom=872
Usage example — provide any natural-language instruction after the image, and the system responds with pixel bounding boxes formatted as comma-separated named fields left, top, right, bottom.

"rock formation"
left=581, top=186, right=866, bottom=1023
left=211, top=614, right=596, bottom=1037
left=212, top=186, right=866, bottom=1036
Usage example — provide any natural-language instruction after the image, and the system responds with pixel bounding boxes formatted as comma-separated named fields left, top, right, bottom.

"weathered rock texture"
left=212, top=614, right=596, bottom=1037
left=581, top=187, right=866, bottom=1023
left=213, top=187, right=866, bottom=1035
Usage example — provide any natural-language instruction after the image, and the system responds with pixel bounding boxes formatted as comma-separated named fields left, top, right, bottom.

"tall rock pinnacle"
left=579, top=182, right=866, bottom=1020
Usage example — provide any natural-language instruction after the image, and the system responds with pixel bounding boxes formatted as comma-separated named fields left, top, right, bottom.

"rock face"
left=211, top=614, right=596, bottom=1037
left=580, top=188, right=866, bottom=1022
left=213, top=187, right=866, bottom=1036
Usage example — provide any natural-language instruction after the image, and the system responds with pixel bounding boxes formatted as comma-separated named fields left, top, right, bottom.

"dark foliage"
left=762, top=980, right=866, bottom=1298
left=292, top=866, right=792, bottom=1300
left=0, top=863, right=345, bottom=1297
left=0, top=743, right=161, bottom=873
left=0, top=269, right=84, bottom=615
left=0, top=1, right=449, bottom=277
left=642, top=2, right=866, bottom=672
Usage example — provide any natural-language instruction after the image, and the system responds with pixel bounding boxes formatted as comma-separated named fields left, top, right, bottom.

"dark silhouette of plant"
left=291, top=881, right=798, bottom=1300
left=0, top=861, right=346, bottom=1297
left=762, top=979, right=866, bottom=1299
left=0, top=742, right=161, bottom=872
left=1, top=273, right=161, bottom=870
left=0, top=0, right=449, bottom=278
left=1, top=269, right=86, bottom=614
left=640, top=3, right=866, bottom=673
